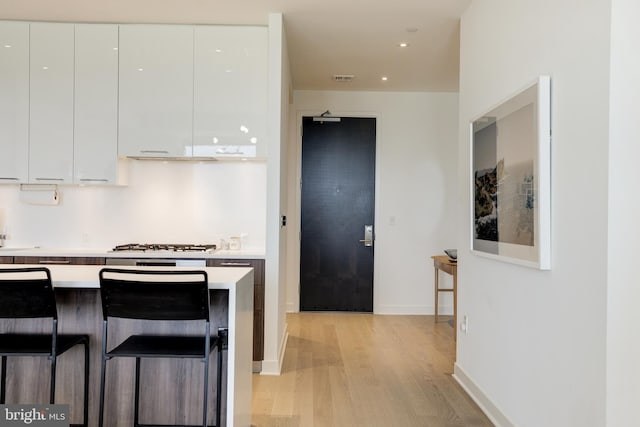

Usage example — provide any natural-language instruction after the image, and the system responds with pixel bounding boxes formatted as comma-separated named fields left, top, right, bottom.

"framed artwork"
left=470, top=76, right=551, bottom=270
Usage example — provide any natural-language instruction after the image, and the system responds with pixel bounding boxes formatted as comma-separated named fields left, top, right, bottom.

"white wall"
left=262, top=12, right=290, bottom=375
left=607, top=0, right=640, bottom=424
left=0, top=160, right=266, bottom=249
left=456, top=1, right=610, bottom=426
left=288, top=90, right=459, bottom=315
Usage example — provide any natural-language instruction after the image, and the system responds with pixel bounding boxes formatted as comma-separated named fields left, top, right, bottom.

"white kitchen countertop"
left=0, top=264, right=253, bottom=289
left=0, top=247, right=265, bottom=259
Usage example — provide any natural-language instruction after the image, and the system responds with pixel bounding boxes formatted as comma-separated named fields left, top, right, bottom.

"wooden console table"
left=431, top=255, right=457, bottom=340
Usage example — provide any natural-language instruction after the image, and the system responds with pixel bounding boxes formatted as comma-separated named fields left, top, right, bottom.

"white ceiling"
left=0, top=0, right=471, bottom=92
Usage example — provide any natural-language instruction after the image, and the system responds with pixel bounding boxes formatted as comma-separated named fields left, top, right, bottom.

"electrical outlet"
left=460, top=315, right=469, bottom=334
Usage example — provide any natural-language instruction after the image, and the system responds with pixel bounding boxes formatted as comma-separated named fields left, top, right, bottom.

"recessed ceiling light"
left=250, top=137, right=258, bottom=144
left=4, top=44, right=12, bottom=48
left=381, top=76, right=388, bottom=81
left=399, top=42, right=409, bottom=48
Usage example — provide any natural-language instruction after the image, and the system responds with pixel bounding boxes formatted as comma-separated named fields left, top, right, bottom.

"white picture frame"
left=470, top=76, right=551, bottom=270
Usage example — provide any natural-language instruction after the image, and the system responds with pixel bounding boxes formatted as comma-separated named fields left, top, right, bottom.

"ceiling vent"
left=332, top=74, right=355, bottom=82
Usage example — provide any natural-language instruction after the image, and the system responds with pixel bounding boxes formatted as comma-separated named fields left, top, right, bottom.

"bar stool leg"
left=1, top=355, right=6, bottom=404
left=98, top=355, right=108, bottom=427
left=202, top=353, right=209, bottom=427
left=82, top=339, right=90, bottom=427
left=216, top=344, right=223, bottom=427
left=50, top=355, right=57, bottom=404
left=134, top=357, right=141, bottom=427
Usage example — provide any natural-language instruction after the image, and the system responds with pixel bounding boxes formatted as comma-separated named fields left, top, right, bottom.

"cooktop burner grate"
left=111, top=243, right=217, bottom=252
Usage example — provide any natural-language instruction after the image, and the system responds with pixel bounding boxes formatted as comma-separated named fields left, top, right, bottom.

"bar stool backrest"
left=0, top=267, right=56, bottom=319
left=99, top=268, right=210, bottom=321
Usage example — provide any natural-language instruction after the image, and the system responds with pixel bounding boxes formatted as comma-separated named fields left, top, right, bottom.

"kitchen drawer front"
left=0, top=256, right=14, bottom=264
left=13, top=256, right=106, bottom=265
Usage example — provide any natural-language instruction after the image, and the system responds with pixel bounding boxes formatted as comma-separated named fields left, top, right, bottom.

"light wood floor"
left=252, top=313, right=493, bottom=427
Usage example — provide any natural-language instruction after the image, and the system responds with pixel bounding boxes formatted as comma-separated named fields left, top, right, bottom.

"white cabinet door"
left=0, top=21, right=29, bottom=183
left=193, top=26, right=268, bottom=159
left=119, top=25, right=194, bottom=158
left=29, top=23, right=74, bottom=183
left=74, top=24, right=120, bottom=184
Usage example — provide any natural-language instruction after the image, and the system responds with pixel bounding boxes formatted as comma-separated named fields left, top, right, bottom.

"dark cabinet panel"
left=13, top=256, right=106, bottom=265
left=208, top=258, right=265, bottom=363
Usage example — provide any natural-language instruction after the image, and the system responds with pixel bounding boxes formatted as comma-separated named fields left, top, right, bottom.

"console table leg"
left=434, top=267, right=439, bottom=322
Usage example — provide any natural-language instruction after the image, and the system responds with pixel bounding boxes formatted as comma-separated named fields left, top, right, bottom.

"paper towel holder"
left=19, top=184, right=60, bottom=206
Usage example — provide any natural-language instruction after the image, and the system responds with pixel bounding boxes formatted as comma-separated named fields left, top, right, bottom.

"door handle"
left=360, top=225, right=373, bottom=247
left=220, top=262, right=252, bottom=267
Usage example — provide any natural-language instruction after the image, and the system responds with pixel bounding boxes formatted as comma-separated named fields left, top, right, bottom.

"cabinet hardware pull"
left=220, top=262, right=252, bottom=267
left=0, top=177, right=19, bottom=181
left=79, top=179, right=109, bottom=182
left=35, top=178, right=64, bottom=181
left=140, top=150, right=170, bottom=154
left=38, top=260, right=71, bottom=264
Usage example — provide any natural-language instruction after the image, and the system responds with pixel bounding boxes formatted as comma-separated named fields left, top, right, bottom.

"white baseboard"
left=286, top=304, right=453, bottom=316
left=286, top=302, right=298, bottom=313
left=260, top=323, right=289, bottom=376
left=453, top=363, right=516, bottom=427
left=374, top=304, right=453, bottom=315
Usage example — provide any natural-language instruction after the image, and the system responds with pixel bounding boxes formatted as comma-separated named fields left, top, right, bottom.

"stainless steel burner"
left=111, top=243, right=217, bottom=252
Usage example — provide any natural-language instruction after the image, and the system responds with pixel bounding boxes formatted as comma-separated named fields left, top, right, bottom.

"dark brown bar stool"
left=0, top=267, right=90, bottom=427
left=98, top=268, right=224, bottom=427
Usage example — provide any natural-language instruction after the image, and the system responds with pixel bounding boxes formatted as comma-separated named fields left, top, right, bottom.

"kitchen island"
left=0, top=248, right=266, bottom=373
left=0, top=264, right=254, bottom=427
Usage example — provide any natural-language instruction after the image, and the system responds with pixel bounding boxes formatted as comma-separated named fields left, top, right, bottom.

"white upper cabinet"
left=29, top=23, right=75, bottom=184
left=74, top=24, right=120, bottom=184
left=118, top=25, right=194, bottom=158
left=193, top=26, right=268, bottom=159
left=1, top=21, right=269, bottom=177
left=0, top=21, right=29, bottom=183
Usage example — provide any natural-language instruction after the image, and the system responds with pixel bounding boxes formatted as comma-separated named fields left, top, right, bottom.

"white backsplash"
left=0, top=160, right=267, bottom=250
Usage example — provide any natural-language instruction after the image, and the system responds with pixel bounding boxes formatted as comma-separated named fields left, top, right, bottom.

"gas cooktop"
left=111, top=243, right=217, bottom=252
